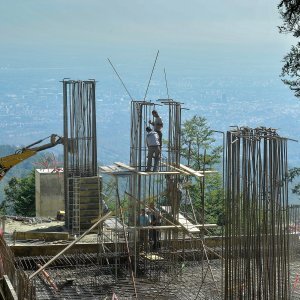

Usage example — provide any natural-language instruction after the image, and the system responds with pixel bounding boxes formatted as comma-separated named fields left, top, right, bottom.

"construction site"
left=0, top=79, right=299, bottom=300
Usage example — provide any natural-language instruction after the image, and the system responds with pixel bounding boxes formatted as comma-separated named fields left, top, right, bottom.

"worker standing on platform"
left=149, top=110, right=163, bottom=147
left=145, top=127, right=161, bottom=172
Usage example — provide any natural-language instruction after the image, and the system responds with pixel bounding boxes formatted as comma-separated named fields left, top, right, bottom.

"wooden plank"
left=114, top=162, right=135, bottom=171
left=179, top=164, right=204, bottom=177
left=0, top=275, right=18, bottom=300
left=162, top=162, right=190, bottom=175
left=197, top=170, right=218, bottom=174
left=29, top=211, right=113, bottom=280
left=99, top=166, right=114, bottom=172
left=108, top=165, right=123, bottom=171
left=103, top=217, right=127, bottom=230
left=141, top=254, right=164, bottom=261
left=137, top=171, right=180, bottom=176
left=137, top=171, right=149, bottom=175
left=131, top=225, right=182, bottom=230
left=115, top=162, right=180, bottom=175
left=99, top=165, right=132, bottom=176
left=161, top=206, right=199, bottom=233
left=177, top=213, right=200, bottom=233
left=194, top=224, right=218, bottom=228
left=161, top=207, right=217, bottom=229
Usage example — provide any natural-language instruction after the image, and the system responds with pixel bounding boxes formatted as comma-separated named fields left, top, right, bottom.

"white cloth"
left=153, top=116, right=163, bottom=131
left=146, top=131, right=160, bottom=147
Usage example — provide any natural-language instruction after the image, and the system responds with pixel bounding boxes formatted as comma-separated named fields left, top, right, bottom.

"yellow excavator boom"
left=0, top=134, right=63, bottom=181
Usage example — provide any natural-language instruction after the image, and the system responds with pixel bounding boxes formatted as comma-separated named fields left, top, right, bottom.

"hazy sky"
left=1, top=0, right=300, bottom=169
left=0, top=0, right=294, bottom=70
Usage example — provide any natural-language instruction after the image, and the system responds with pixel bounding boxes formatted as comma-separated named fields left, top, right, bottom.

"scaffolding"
left=1, top=75, right=297, bottom=298
left=10, top=121, right=296, bottom=299
left=97, top=98, right=222, bottom=299
left=128, top=99, right=183, bottom=281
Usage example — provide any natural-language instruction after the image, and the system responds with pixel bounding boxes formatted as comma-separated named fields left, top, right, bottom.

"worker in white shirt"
left=148, top=110, right=163, bottom=147
left=145, top=126, right=161, bottom=172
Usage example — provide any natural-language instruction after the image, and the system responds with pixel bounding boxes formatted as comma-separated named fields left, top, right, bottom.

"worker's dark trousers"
left=149, top=228, right=160, bottom=251
left=146, top=146, right=161, bottom=171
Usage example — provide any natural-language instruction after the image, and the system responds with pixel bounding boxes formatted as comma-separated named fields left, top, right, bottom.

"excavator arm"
left=0, top=134, right=63, bottom=181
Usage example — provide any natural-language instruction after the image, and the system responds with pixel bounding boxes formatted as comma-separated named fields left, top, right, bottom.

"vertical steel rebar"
left=224, top=127, right=290, bottom=299
left=128, top=99, right=182, bottom=279
left=62, top=79, right=97, bottom=230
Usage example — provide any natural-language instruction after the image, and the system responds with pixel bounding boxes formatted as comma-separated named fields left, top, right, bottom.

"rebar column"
left=128, top=99, right=182, bottom=279
left=129, top=100, right=182, bottom=224
left=129, top=100, right=155, bottom=226
left=224, top=127, right=290, bottom=299
left=160, top=99, right=182, bottom=217
left=63, top=79, right=97, bottom=230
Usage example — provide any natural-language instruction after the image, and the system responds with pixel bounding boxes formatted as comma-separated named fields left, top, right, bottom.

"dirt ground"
left=2, top=216, right=101, bottom=245
left=3, top=217, right=65, bottom=235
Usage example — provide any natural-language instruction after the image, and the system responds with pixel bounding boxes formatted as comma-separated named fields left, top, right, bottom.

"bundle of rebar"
left=224, top=127, right=290, bottom=299
left=62, top=79, right=98, bottom=230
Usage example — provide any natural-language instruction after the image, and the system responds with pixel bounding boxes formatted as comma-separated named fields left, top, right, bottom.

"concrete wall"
left=78, top=176, right=101, bottom=230
left=35, top=169, right=64, bottom=218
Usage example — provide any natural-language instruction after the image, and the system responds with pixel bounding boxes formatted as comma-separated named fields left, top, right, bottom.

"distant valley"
left=0, top=65, right=299, bottom=203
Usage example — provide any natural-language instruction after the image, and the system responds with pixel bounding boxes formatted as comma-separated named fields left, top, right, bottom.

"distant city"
left=0, top=65, right=299, bottom=162
left=0, top=64, right=300, bottom=202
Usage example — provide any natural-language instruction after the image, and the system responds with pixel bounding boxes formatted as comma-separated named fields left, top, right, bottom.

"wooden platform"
left=99, top=162, right=217, bottom=177
left=179, top=164, right=204, bottom=177
left=98, top=164, right=133, bottom=176
left=141, top=253, right=164, bottom=261
left=161, top=206, right=218, bottom=234
left=99, top=162, right=183, bottom=176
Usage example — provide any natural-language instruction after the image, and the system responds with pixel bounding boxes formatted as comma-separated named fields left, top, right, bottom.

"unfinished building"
left=97, top=99, right=221, bottom=295
left=0, top=80, right=297, bottom=299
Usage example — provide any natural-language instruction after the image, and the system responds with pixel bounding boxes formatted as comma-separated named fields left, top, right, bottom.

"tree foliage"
left=180, top=115, right=223, bottom=224
left=278, top=1, right=300, bottom=36
left=289, top=167, right=300, bottom=196
left=278, top=2, right=300, bottom=199
left=3, top=170, right=35, bottom=216
left=280, top=43, right=300, bottom=97
left=278, top=1, right=300, bottom=97
left=181, top=115, right=222, bottom=170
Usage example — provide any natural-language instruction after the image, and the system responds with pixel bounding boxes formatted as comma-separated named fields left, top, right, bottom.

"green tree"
left=180, top=115, right=223, bottom=224
left=278, top=1, right=300, bottom=97
left=288, top=167, right=300, bottom=197
left=3, top=170, right=35, bottom=216
left=0, top=145, right=39, bottom=203
left=278, top=3, right=300, bottom=204
left=181, top=115, right=222, bottom=169
left=102, top=177, right=118, bottom=211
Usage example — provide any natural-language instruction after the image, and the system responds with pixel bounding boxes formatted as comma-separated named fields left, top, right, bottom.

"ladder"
left=72, top=177, right=81, bottom=235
